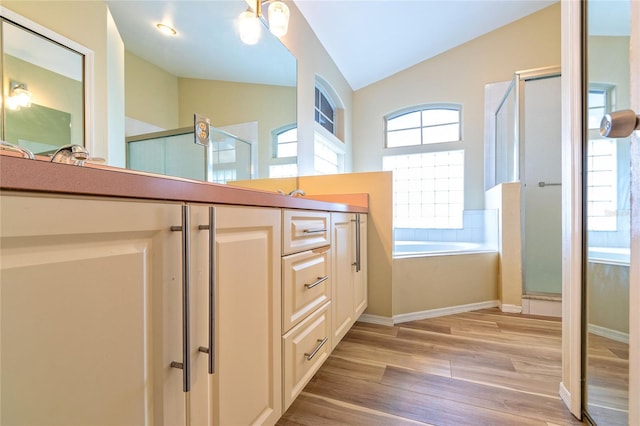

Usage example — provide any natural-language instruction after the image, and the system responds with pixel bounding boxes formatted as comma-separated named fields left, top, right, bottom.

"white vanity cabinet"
left=0, top=194, right=282, bottom=426
left=331, top=212, right=368, bottom=349
left=189, top=204, right=282, bottom=426
left=281, top=209, right=332, bottom=410
left=0, top=192, right=183, bottom=425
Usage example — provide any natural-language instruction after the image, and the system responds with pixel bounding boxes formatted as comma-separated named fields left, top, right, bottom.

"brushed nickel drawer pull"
left=170, top=205, right=191, bottom=392
left=303, top=228, right=327, bottom=234
left=304, top=337, right=328, bottom=361
left=305, top=275, right=328, bottom=289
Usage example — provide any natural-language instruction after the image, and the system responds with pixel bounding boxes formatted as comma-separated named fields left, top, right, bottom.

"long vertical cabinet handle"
left=170, top=205, right=191, bottom=392
left=355, top=214, right=361, bottom=272
left=197, top=207, right=216, bottom=374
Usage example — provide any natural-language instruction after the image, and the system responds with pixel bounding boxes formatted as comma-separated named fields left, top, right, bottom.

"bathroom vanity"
left=0, top=154, right=368, bottom=425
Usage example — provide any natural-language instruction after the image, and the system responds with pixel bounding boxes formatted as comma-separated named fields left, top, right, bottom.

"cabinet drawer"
left=282, top=210, right=331, bottom=255
left=282, top=301, right=331, bottom=410
left=283, top=247, right=331, bottom=332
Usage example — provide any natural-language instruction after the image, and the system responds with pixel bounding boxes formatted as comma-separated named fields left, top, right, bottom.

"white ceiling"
left=105, top=0, right=629, bottom=91
left=293, top=0, right=557, bottom=90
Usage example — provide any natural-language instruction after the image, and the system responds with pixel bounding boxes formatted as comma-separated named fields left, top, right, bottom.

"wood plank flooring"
left=278, top=308, right=584, bottom=426
left=586, top=333, right=629, bottom=426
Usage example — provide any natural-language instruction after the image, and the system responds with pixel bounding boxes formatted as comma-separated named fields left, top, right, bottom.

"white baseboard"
left=357, top=314, right=394, bottom=326
left=500, top=304, right=522, bottom=313
left=391, top=300, right=500, bottom=324
left=559, top=382, right=574, bottom=415
left=588, top=323, right=629, bottom=344
left=522, top=297, right=562, bottom=317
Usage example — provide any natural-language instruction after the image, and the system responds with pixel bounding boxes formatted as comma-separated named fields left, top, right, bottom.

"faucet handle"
left=51, top=144, right=89, bottom=166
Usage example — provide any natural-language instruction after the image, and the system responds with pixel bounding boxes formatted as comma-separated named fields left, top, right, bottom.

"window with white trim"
left=386, top=105, right=461, bottom=148
left=315, top=85, right=335, bottom=135
left=270, top=125, right=298, bottom=178
left=383, top=104, right=464, bottom=229
left=587, top=85, right=617, bottom=231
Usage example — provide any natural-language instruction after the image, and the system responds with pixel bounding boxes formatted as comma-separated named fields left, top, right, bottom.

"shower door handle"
left=600, top=109, right=640, bottom=138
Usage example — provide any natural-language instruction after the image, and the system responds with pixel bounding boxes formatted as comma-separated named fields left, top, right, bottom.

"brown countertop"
left=0, top=154, right=368, bottom=213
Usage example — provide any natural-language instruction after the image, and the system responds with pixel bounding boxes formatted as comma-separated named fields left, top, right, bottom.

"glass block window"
left=315, top=85, right=335, bottom=134
left=383, top=150, right=464, bottom=229
left=587, top=139, right=617, bottom=231
left=314, top=136, right=342, bottom=175
left=386, top=105, right=461, bottom=148
left=587, top=84, right=617, bottom=231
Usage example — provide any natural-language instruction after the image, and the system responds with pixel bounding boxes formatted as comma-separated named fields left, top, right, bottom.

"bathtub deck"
left=278, top=308, right=583, bottom=425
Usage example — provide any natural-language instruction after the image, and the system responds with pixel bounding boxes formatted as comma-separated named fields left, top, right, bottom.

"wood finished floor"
left=586, top=333, right=629, bottom=426
left=278, top=308, right=584, bottom=426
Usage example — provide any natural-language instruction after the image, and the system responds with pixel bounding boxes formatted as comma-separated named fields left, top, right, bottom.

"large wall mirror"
left=1, top=17, right=85, bottom=155
left=107, top=0, right=297, bottom=181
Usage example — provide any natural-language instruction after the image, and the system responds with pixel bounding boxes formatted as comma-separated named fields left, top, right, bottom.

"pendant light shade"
left=239, top=9, right=261, bottom=45
left=268, top=1, right=289, bottom=37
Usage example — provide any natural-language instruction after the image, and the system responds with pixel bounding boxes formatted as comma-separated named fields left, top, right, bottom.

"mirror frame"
left=0, top=6, right=94, bottom=151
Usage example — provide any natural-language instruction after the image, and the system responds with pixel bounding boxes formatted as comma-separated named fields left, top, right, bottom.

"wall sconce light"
left=239, top=0, right=290, bottom=45
left=6, top=81, right=32, bottom=111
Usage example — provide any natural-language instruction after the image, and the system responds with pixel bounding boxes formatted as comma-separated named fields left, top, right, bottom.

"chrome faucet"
left=289, top=189, right=306, bottom=197
left=50, top=144, right=89, bottom=166
left=0, top=140, right=35, bottom=159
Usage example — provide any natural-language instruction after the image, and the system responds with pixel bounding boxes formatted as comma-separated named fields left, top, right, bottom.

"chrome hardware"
left=305, top=276, right=328, bottom=289
left=303, top=228, right=327, bottom=234
left=538, top=182, right=561, bottom=187
left=0, top=140, right=35, bottom=159
left=195, top=208, right=216, bottom=374
left=600, top=109, right=640, bottom=138
left=206, top=207, right=216, bottom=374
left=304, top=337, right=328, bottom=361
left=289, top=189, right=306, bottom=197
left=171, top=205, right=191, bottom=392
left=50, top=144, right=89, bottom=166
left=353, top=214, right=361, bottom=272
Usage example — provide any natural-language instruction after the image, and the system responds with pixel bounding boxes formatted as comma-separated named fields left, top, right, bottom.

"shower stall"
left=126, top=125, right=254, bottom=184
left=491, top=66, right=562, bottom=297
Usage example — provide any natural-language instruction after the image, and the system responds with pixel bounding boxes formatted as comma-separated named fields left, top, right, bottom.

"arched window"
left=269, top=124, right=297, bottom=178
left=383, top=104, right=464, bottom=229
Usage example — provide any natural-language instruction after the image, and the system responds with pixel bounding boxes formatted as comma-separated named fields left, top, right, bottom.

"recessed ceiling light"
left=156, top=23, right=177, bottom=36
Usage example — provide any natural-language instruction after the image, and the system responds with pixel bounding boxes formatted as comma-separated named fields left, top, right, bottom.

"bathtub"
left=393, top=240, right=495, bottom=258
left=588, top=246, right=629, bottom=266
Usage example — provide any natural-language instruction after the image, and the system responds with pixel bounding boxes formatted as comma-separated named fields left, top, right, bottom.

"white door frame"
left=561, top=0, right=640, bottom=422
left=560, top=0, right=583, bottom=418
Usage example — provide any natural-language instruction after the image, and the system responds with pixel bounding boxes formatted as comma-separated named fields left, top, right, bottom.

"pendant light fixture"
left=239, top=0, right=290, bottom=45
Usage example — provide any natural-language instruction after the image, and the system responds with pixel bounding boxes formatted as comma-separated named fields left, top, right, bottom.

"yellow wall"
left=3, top=55, right=83, bottom=146
left=296, top=172, right=394, bottom=317
left=124, top=51, right=179, bottom=130
left=177, top=78, right=296, bottom=178
left=352, top=3, right=561, bottom=211
left=486, top=183, right=522, bottom=309
left=392, top=253, right=498, bottom=315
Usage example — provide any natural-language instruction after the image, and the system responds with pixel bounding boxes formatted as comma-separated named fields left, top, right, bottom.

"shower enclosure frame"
left=494, top=65, right=562, bottom=298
